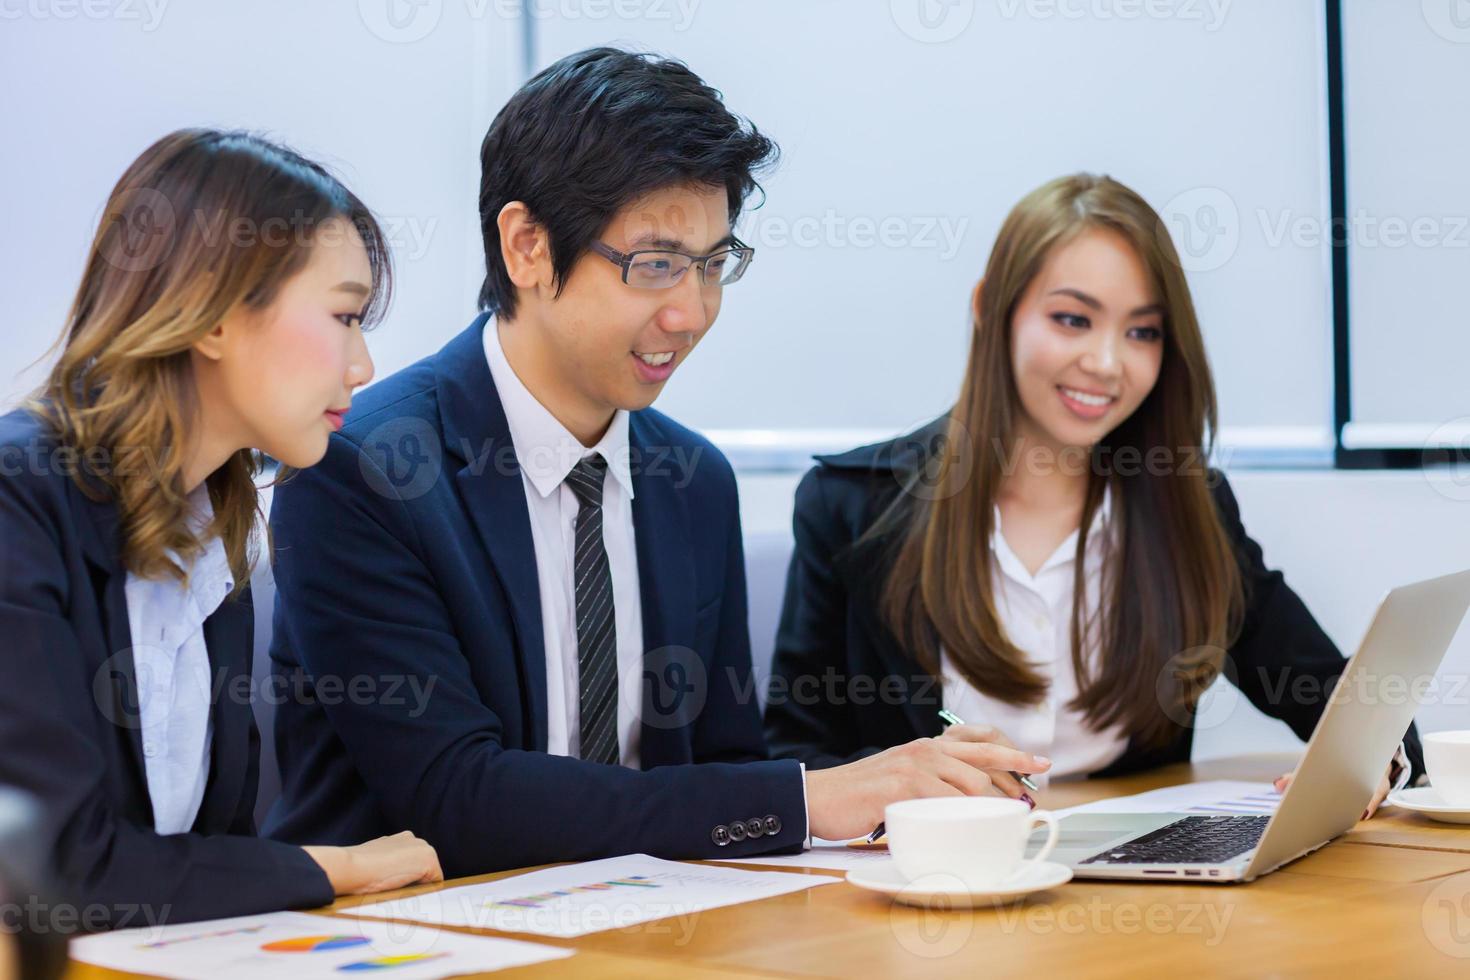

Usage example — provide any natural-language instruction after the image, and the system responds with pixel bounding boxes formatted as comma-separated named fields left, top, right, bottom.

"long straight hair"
left=31, top=129, right=392, bottom=588
left=875, top=174, right=1245, bottom=750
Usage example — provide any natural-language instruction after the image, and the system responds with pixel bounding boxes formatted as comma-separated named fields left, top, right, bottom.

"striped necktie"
left=565, top=454, right=620, bottom=765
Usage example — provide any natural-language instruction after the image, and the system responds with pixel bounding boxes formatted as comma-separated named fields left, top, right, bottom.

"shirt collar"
left=135, top=488, right=234, bottom=650
left=482, top=317, right=635, bottom=501
left=190, top=487, right=233, bottom=602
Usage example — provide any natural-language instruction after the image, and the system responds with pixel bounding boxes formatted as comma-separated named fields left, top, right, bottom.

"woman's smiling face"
left=1008, top=226, right=1167, bottom=454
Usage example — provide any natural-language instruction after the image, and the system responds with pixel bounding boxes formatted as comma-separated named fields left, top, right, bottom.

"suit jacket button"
left=745, top=818, right=765, bottom=839
left=711, top=825, right=730, bottom=846
left=728, top=820, right=748, bottom=842
left=764, top=814, right=782, bottom=836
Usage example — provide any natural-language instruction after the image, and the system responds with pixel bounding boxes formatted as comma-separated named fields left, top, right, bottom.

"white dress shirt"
left=940, top=484, right=1130, bottom=785
left=484, top=320, right=645, bottom=767
left=123, top=488, right=234, bottom=835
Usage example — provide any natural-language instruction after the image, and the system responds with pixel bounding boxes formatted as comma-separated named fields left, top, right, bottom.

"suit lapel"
left=839, top=537, right=945, bottom=740
left=75, top=486, right=154, bottom=824
left=195, top=590, right=254, bottom=831
left=437, top=315, right=549, bottom=750
left=628, top=413, right=697, bottom=764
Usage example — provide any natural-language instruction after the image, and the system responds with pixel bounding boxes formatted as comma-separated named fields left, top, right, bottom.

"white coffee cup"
left=1424, top=730, right=1470, bottom=807
left=885, top=796, right=1060, bottom=888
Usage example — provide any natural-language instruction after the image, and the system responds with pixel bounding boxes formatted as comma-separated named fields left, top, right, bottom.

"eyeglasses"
left=588, top=237, right=754, bottom=289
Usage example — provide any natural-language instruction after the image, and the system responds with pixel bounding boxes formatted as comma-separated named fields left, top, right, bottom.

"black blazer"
left=0, top=408, right=331, bottom=929
left=763, top=417, right=1425, bottom=783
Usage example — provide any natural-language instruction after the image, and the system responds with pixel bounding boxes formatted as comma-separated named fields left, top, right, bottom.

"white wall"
left=0, top=0, right=519, bottom=408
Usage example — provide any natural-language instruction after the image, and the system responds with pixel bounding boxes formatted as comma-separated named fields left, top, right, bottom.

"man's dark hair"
left=477, top=47, right=778, bottom=317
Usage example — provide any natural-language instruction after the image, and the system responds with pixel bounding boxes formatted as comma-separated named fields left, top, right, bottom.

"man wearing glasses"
left=264, top=47, right=1031, bottom=875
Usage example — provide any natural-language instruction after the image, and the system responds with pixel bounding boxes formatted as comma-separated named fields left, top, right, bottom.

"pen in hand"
left=864, top=709, right=1040, bottom=844
left=939, top=708, right=1041, bottom=796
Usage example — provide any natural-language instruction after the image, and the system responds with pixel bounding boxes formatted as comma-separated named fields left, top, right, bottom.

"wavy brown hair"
left=30, top=129, right=392, bottom=588
left=874, top=173, right=1246, bottom=750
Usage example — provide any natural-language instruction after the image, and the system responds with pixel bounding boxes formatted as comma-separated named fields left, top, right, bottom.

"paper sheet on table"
left=341, top=854, right=842, bottom=939
left=712, top=837, right=898, bottom=871
left=1052, top=780, right=1284, bottom=819
left=67, top=909, right=572, bottom=980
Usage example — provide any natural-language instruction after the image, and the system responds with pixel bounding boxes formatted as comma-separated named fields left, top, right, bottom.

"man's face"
left=532, top=182, right=733, bottom=416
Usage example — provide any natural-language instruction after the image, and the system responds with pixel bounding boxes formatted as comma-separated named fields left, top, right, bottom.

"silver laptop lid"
left=1244, top=567, right=1470, bottom=880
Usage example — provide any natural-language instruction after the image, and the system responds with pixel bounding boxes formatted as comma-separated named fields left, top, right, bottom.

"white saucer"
left=1386, top=787, right=1470, bottom=824
left=847, top=860, right=1073, bottom=907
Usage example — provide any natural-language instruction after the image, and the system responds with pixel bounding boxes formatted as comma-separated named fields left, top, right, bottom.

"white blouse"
left=123, top=488, right=234, bottom=834
left=939, top=484, right=1130, bottom=785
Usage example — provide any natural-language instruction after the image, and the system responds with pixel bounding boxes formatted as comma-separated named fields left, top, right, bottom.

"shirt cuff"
left=800, top=762, right=811, bottom=850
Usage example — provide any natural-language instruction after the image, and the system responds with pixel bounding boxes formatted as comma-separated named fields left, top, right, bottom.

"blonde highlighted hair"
left=31, top=129, right=392, bottom=587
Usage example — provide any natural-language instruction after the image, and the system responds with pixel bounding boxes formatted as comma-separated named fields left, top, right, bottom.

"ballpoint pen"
left=939, top=708, right=1041, bottom=794
left=863, top=708, right=1039, bottom=843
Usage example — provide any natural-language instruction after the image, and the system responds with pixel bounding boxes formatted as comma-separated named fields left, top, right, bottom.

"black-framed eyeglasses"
left=589, top=237, right=754, bottom=289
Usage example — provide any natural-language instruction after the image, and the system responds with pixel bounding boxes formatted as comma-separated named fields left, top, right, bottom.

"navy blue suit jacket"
left=0, top=408, right=331, bottom=928
left=264, top=315, right=806, bottom=876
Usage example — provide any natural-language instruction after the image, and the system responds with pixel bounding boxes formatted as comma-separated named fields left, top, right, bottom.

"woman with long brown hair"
left=0, top=129, right=440, bottom=928
left=765, top=173, right=1418, bottom=817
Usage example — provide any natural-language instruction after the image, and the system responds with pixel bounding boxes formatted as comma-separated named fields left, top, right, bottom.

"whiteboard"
left=1339, top=0, right=1470, bottom=451
left=534, top=0, right=1337, bottom=459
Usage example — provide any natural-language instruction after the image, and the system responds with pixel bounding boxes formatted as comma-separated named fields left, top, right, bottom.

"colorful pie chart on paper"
left=261, top=934, right=372, bottom=953
left=337, top=953, right=451, bottom=971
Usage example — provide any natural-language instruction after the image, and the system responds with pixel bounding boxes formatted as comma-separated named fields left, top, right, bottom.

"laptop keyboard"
left=1079, top=815, right=1270, bottom=865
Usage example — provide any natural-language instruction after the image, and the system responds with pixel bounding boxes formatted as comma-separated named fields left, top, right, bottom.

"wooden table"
left=66, top=754, right=1470, bottom=979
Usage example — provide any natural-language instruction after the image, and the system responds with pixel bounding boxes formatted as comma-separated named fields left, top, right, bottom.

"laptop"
left=1027, top=567, right=1470, bottom=883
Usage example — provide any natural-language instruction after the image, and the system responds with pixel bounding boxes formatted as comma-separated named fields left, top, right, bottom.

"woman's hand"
left=1272, top=766, right=1394, bottom=821
left=937, top=723, right=1046, bottom=804
left=303, top=831, right=443, bottom=896
left=804, top=736, right=1051, bottom=841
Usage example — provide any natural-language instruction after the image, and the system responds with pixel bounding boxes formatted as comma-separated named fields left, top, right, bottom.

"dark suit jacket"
left=263, top=314, right=806, bottom=876
left=0, top=408, right=331, bottom=929
left=764, top=417, right=1425, bottom=782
